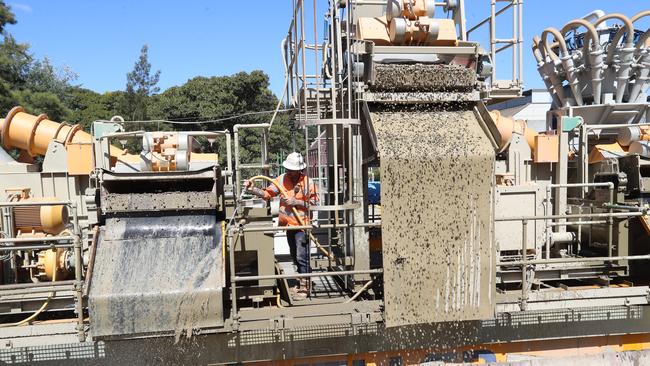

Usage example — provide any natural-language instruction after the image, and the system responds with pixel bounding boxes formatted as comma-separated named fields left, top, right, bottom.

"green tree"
left=147, top=71, right=291, bottom=165
left=0, top=3, right=75, bottom=121
left=25, top=57, right=78, bottom=101
left=0, top=1, right=16, bottom=33
left=13, top=89, right=69, bottom=121
left=125, top=44, right=160, bottom=121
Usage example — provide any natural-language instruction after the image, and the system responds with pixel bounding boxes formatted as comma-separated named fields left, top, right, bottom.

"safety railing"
left=496, top=207, right=647, bottom=311
left=233, top=124, right=272, bottom=198
left=0, top=200, right=85, bottom=341
left=226, top=221, right=381, bottom=330
left=466, top=0, right=523, bottom=98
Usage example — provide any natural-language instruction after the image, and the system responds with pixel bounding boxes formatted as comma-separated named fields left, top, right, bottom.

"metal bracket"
left=561, top=116, right=583, bottom=132
left=351, top=312, right=373, bottom=325
left=298, top=118, right=360, bottom=127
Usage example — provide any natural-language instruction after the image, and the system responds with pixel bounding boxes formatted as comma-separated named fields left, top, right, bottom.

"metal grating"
left=0, top=342, right=105, bottom=363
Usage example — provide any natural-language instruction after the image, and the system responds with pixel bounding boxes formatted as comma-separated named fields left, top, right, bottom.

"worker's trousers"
left=286, top=230, right=310, bottom=273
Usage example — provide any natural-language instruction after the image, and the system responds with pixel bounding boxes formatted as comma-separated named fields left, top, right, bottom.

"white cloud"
left=9, top=3, right=32, bottom=13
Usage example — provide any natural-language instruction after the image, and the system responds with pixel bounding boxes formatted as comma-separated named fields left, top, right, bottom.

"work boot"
left=297, top=278, right=311, bottom=294
left=291, top=285, right=307, bottom=301
left=288, top=281, right=299, bottom=295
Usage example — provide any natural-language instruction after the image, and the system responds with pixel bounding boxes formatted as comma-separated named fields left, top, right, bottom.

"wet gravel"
left=371, top=64, right=477, bottom=93
left=372, top=106, right=495, bottom=327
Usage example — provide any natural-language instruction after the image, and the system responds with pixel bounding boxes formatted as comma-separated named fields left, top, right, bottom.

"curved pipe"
left=532, top=36, right=544, bottom=63
left=540, top=28, right=567, bottom=61
left=584, top=14, right=634, bottom=103
left=561, top=19, right=604, bottom=104
left=533, top=36, right=564, bottom=106
left=629, top=33, right=650, bottom=102
left=488, top=111, right=538, bottom=153
left=627, top=11, right=650, bottom=102
left=607, top=11, right=650, bottom=62
left=534, top=35, right=568, bottom=106
left=541, top=27, right=583, bottom=105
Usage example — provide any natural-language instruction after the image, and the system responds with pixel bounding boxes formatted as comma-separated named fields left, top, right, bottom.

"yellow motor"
left=6, top=189, right=68, bottom=235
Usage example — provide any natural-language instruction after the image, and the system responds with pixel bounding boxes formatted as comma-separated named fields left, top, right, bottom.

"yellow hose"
left=0, top=232, right=67, bottom=328
left=0, top=261, right=56, bottom=328
left=247, top=175, right=335, bottom=261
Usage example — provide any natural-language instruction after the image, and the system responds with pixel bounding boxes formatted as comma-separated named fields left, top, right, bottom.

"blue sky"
left=5, top=1, right=649, bottom=97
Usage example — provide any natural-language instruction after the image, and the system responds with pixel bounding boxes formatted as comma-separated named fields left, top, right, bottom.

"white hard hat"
left=283, top=152, right=306, bottom=171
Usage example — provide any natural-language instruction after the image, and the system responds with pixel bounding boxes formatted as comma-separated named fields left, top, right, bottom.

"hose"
left=246, top=175, right=335, bottom=261
left=0, top=249, right=57, bottom=328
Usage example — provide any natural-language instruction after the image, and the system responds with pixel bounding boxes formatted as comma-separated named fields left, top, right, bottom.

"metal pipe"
left=490, top=0, right=496, bottom=83
left=0, top=280, right=75, bottom=290
left=497, top=211, right=643, bottom=222
left=499, top=254, right=650, bottom=267
left=549, top=182, right=613, bottom=189
left=240, top=221, right=381, bottom=233
left=628, top=11, right=650, bottom=102
left=518, top=0, right=523, bottom=86
left=83, top=226, right=99, bottom=298
left=520, top=219, right=528, bottom=310
left=509, top=0, right=518, bottom=81
left=586, top=122, right=650, bottom=130
left=587, top=14, right=634, bottom=103
left=225, top=131, right=233, bottom=187
left=548, top=220, right=606, bottom=227
left=533, top=37, right=564, bottom=106
left=0, top=236, right=75, bottom=244
left=466, top=2, right=513, bottom=35
left=0, top=285, right=75, bottom=296
left=0, top=200, right=71, bottom=207
left=72, top=205, right=85, bottom=342
left=0, top=244, right=76, bottom=253
left=233, top=268, right=383, bottom=282
left=541, top=27, right=583, bottom=105
left=561, top=19, right=603, bottom=104
left=229, top=229, right=239, bottom=330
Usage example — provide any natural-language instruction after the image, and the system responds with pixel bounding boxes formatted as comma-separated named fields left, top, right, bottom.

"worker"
left=243, top=152, right=319, bottom=300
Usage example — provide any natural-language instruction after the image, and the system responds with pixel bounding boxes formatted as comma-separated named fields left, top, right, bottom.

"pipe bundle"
left=533, top=11, right=650, bottom=107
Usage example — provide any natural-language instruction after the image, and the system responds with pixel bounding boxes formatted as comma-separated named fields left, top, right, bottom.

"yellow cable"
left=247, top=175, right=335, bottom=261
left=0, top=245, right=60, bottom=328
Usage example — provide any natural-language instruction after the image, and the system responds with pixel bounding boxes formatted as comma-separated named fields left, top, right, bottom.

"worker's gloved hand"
left=242, top=180, right=252, bottom=191
left=282, top=196, right=305, bottom=209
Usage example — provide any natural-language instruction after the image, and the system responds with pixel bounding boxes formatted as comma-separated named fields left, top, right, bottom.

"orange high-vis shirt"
left=263, top=174, right=319, bottom=226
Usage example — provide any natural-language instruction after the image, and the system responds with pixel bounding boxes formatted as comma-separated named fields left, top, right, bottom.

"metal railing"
left=496, top=206, right=647, bottom=311
left=226, top=221, right=381, bottom=330
left=0, top=200, right=85, bottom=341
left=466, top=0, right=523, bottom=97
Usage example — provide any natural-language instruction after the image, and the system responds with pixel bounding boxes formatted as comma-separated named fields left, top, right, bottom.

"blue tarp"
left=368, top=181, right=381, bottom=205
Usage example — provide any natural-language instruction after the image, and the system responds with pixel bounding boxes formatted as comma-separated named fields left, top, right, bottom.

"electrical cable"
left=95, top=108, right=294, bottom=125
